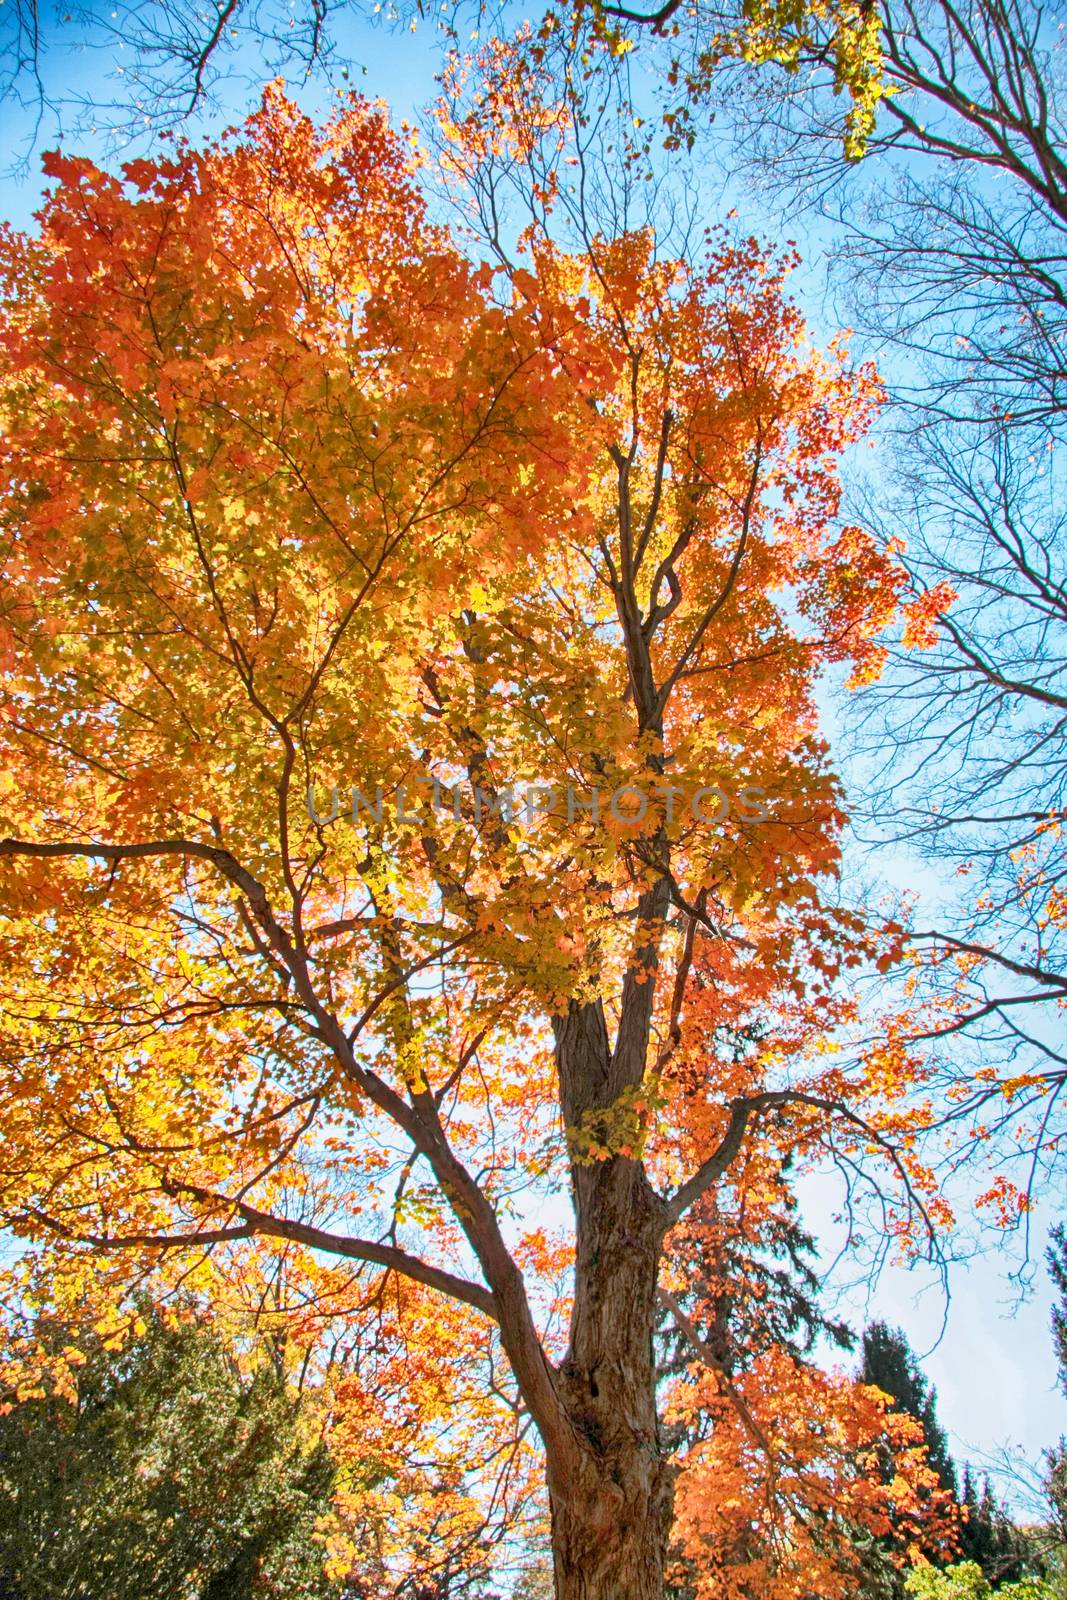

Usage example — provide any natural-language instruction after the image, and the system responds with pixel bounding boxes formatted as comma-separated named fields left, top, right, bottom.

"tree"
left=835, top=424, right=1067, bottom=1220
left=649, top=1088, right=954, bottom=1599
left=6, top=0, right=1062, bottom=1249
left=462, top=0, right=1067, bottom=1204
left=0, top=0, right=888, bottom=160
left=572, top=0, right=1067, bottom=177
left=0, top=86, right=948, bottom=1599
left=957, top=1470, right=1036, bottom=1589
left=0, top=1301, right=339, bottom=1600
left=662, top=1188, right=953, bottom=1600
left=0, top=0, right=378, bottom=153
left=1043, top=1226, right=1067, bottom=1569
left=852, top=1323, right=960, bottom=1597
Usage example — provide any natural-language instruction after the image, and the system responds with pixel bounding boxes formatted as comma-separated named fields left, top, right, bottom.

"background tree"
left=958, top=1470, right=1037, bottom=1589
left=660, top=1173, right=954, bottom=1600
left=1041, top=1225, right=1067, bottom=1583
left=861, top=1323, right=958, bottom=1501
left=905, top=1562, right=1055, bottom=1600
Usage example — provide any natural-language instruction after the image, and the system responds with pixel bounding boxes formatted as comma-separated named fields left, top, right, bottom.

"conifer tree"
left=1043, top=1227, right=1067, bottom=1557
left=958, top=1470, right=1033, bottom=1586
left=0, top=1303, right=340, bottom=1600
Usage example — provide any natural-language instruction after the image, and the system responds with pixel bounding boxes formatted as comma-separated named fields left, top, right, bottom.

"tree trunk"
left=548, top=1132, right=675, bottom=1599
left=548, top=961, right=676, bottom=1599
left=549, top=1456, right=675, bottom=1600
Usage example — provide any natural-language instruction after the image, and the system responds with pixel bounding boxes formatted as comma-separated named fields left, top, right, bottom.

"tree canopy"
left=0, top=78, right=961, bottom=1599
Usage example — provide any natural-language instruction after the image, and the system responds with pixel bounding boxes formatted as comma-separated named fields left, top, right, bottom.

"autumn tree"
left=0, top=86, right=951, bottom=1598
left=660, top=1167, right=953, bottom=1599
left=0, top=0, right=893, bottom=162
left=493, top=0, right=1067, bottom=1167
left=860, top=1325, right=1040, bottom=1591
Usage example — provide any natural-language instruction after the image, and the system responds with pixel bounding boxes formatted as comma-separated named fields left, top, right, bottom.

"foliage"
left=678, top=0, right=1067, bottom=1210
left=573, top=0, right=887, bottom=159
left=859, top=1324, right=1038, bottom=1590
left=957, top=1469, right=1037, bottom=1589
left=905, top=1562, right=1055, bottom=1600
left=1041, top=1227, right=1067, bottom=1586
left=660, top=1178, right=954, bottom=1599
left=669, top=1344, right=953, bottom=1600
left=861, top=1323, right=957, bottom=1499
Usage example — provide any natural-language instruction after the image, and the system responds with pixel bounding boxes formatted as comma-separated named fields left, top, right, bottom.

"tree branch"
left=24, top=1196, right=500, bottom=1320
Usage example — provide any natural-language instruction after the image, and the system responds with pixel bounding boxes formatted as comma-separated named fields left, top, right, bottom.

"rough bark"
left=548, top=1170, right=676, bottom=1599
left=550, top=1453, right=675, bottom=1600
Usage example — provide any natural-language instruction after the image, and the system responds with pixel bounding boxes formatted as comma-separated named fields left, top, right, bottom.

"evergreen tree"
left=958, top=1469, right=1034, bottom=1586
left=1046, top=1228, right=1067, bottom=1537
left=854, top=1323, right=952, bottom=1598
left=0, top=1302, right=340, bottom=1600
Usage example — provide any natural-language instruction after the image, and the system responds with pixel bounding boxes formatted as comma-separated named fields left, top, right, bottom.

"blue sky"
left=1, top=0, right=1063, bottom=1500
